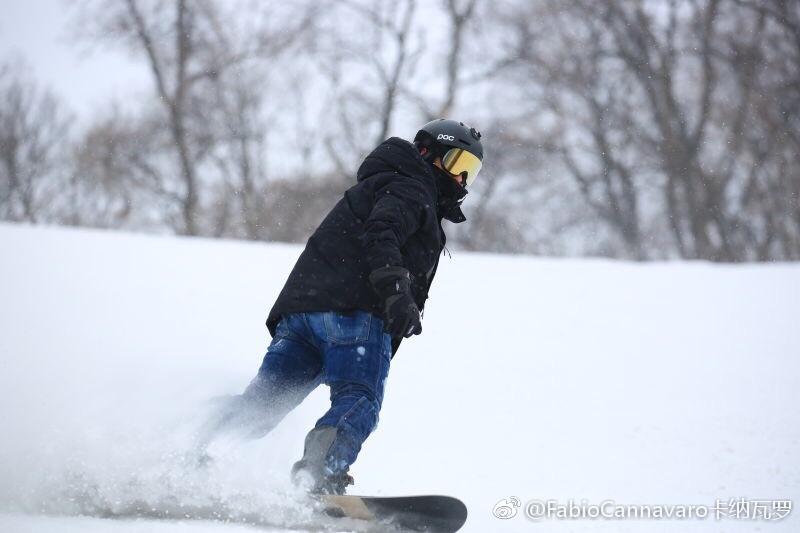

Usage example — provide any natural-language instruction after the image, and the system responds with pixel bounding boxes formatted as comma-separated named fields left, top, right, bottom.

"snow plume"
left=0, top=226, right=330, bottom=527
left=0, top=374, right=311, bottom=526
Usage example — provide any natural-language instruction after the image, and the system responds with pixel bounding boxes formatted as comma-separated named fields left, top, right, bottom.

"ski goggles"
left=441, top=147, right=482, bottom=187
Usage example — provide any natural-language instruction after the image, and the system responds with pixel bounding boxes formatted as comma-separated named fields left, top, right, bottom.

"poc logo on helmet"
left=437, top=134, right=455, bottom=141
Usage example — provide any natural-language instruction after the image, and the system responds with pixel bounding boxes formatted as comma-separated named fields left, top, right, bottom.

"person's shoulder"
left=358, top=138, right=435, bottom=188
left=371, top=177, right=436, bottom=221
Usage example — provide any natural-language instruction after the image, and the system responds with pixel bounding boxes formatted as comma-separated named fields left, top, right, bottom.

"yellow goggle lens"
left=442, top=148, right=482, bottom=187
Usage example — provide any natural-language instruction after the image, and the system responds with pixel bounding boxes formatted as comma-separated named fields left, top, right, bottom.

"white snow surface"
left=1, top=223, right=798, bottom=532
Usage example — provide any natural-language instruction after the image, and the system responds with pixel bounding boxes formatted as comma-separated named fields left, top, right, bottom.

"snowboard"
left=95, top=493, right=467, bottom=532
left=319, top=494, right=467, bottom=532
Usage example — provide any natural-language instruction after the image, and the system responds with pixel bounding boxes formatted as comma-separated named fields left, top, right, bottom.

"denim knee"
left=318, top=381, right=381, bottom=434
left=341, top=390, right=380, bottom=432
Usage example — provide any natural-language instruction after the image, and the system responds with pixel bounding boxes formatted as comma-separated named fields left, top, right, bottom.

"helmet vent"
left=458, top=138, right=470, bottom=145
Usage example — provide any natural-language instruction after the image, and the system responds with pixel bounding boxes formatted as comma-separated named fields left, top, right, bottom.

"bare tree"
left=80, top=0, right=315, bottom=235
left=311, top=0, right=425, bottom=177
left=491, top=0, right=799, bottom=261
left=0, top=61, right=71, bottom=223
left=730, top=0, right=800, bottom=259
left=361, top=0, right=419, bottom=144
left=64, top=105, right=167, bottom=229
left=495, top=1, right=648, bottom=258
left=593, top=0, right=799, bottom=260
left=211, top=71, right=270, bottom=240
left=409, top=0, right=479, bottom=120
left=594, top=0, right=727, bottom=259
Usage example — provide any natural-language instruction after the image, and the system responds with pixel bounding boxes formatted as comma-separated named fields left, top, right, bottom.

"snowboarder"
left=200, top=119, right=484, bottom=495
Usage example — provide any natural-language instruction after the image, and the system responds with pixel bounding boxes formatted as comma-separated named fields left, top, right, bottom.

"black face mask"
left=432, top=165, right=468, bottom=224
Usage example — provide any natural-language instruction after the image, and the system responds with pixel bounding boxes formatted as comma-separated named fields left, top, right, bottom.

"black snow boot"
left=291, top=427, right=354, bottom=495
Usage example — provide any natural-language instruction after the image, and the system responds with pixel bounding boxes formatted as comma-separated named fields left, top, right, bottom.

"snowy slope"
left=1, top=223, right=798, bottom=532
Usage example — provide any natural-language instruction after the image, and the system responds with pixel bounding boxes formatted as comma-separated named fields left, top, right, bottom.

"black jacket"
left=266, top=137, right=465, bottom=354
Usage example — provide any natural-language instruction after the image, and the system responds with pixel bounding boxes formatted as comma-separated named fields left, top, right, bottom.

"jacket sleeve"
left=363, top=176, right=432, bottom=272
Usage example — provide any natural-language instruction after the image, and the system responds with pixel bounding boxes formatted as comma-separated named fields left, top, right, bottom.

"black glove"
left=368, top=266, right=422, bottom=338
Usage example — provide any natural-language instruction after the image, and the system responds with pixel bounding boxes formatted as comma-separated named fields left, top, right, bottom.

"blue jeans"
left=240, top=310, right=392, bottom=475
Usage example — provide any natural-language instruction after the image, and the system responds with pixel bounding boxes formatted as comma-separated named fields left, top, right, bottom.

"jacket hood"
left=357, top=137, right=434, bottom=184
left=357, top=137, right=467, bottom=224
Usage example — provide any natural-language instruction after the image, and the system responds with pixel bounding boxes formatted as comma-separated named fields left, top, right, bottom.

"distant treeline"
left=1, top=0, right=798, bottom=261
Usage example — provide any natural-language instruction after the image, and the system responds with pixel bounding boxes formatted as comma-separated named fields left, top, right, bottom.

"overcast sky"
left=0, top=0, right=149, bottom=120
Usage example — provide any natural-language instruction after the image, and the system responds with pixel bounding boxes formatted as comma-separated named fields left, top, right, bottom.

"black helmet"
left=414, top=119, right=484, bottom=187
